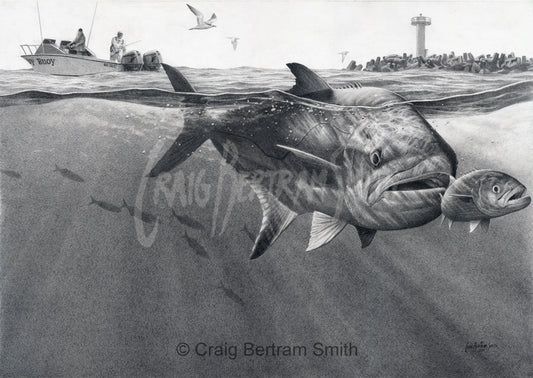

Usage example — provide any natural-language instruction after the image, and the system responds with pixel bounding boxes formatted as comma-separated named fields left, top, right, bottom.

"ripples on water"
left=0, top=67, right=532, bottom=117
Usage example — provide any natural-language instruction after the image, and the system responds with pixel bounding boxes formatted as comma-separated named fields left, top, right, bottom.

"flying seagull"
left=339, top=51, right=349, bottom=63
left=228, top=37, right=239, bottom=51
left=187, top=4, right=217, bottom=30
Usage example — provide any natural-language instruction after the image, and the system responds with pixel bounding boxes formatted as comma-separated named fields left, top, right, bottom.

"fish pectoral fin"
left=440, top=215, right=446, bottom=225
left=249, top=184, right=298, bottom=259
left=355, top=226, right=377, bottom=248
left=286, top=62, right=333, bottom=96
left=480, top=219, right=490, bottom=232
left=149, top=126, right=209, bottom=177
left=449, top=194, right=473, bottom=198
left=469, top=220, right=481, bottom=233
left=306, top=212, right=347, bottom=251
left=276, top=144, right=341, bottom=171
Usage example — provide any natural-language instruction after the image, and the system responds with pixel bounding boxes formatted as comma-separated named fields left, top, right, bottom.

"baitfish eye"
left=492, top=185, right=500, bottom=194
left=370, top=150, right=382, bottom=167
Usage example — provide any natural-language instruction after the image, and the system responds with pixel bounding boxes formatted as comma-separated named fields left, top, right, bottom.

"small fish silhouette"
left=172, top=209, right=205, bottom=230
left=217, top=283, right=244, bottom=306
left=184, top=231, right=209, bottom=259
left=54, top=164, right=85, bottom=182
left=0, top=169, right=21, bottom=179
left=89, top=196, right=122, bottom=213
left=242, top=225, right=256, bottom=242
left=122, top=199, right=157, bottom=223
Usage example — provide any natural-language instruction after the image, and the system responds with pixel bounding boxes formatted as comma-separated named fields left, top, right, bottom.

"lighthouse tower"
left=411, top=13, right=431, bottom=58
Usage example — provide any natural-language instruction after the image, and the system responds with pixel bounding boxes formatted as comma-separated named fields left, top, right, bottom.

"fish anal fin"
left=306, top=212, right=347, bottom=251
left=249, top=184, right=298, bottom=259
left=356, top=226, right=377, bottom=248
left=286, top=63, right=332, bottom=96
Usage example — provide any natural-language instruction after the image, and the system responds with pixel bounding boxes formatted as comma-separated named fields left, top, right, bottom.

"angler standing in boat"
left=67, top=28, right=86, bottom=55
left=110, top=31, right=126, bottom=62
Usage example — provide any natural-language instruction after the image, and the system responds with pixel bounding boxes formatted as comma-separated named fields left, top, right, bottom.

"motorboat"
left=20, top=38, right=121, bottom=76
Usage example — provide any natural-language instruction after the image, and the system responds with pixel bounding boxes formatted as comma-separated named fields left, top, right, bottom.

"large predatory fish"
left=150, top=63, right=457, bottom=259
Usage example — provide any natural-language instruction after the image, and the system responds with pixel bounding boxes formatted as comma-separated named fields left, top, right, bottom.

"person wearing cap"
left=110, top=31, right=126, bottom=62
left=67, top=28, right=86, bottom=55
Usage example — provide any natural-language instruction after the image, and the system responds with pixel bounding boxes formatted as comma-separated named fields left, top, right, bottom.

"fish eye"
left=492, top=185, right=500, bottom=194
left=370, top=150, right=382, bottom=167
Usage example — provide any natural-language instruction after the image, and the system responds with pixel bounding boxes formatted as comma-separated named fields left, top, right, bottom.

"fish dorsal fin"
left=276, top=144, right=340, bottom=170
left=306, top=212, right=347, bottom=251
left=249, top=184, right=298, bottom=259
left=286, top=63, right=333, bottom=96
left=333, top=81, right=363, bottom=90
left=162, top=63, right=196, bottom=93
left=355, top=226, right=377, bottom=248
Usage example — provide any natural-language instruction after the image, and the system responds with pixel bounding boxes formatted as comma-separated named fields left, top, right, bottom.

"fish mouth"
left=503, top=186, right=531, bottom=209
left=369, top=171, right=450, bottom=206
left=384, top=172, right=450, bottom=193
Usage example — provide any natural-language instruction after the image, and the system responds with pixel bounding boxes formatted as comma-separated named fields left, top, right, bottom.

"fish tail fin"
left=54, top=164, right=60, bottom=172
left=162, top=63, right=196, bottom=93
left=149, top=123, right=211, bottom=177
left=122, top=199, right=128, bottom=208
left=89, top=196, right=96, bottom=205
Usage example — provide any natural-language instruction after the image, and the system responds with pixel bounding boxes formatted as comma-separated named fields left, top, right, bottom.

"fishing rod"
left=36, top=1, right=43, bottom=42
left=125, top=40, right=141, bottom=47
left=87, top=2, right=98, bottom=47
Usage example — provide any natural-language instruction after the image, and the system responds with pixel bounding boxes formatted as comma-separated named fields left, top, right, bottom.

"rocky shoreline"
left=346, top=52, right=533, bottom=74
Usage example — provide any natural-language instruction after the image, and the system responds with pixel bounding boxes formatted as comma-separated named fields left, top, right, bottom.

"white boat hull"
left=21, top=54, right=121, bottom=76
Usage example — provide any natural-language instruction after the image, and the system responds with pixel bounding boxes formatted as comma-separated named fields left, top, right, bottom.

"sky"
left=0, top=0, right=532, bottom=70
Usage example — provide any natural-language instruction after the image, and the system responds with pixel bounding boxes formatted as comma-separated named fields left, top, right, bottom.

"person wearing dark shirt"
left=67, top=28, right=86, bottom=55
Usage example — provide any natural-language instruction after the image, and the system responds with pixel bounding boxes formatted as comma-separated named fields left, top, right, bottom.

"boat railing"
left=20, top=44, right=41, bottom=55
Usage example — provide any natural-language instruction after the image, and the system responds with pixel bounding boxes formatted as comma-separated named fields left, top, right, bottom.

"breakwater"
left=346, top=52, right=532, bottom=74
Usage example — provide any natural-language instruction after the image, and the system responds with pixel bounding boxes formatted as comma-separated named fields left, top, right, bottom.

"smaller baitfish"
left=184, top=231, right=209, bottom=259
left=441, top=169, right=531, bottom=232
left=54, top=164, right=85, bottom=182
left=0, top=169, right=22, bottom=179
left=122, top=199, right=157, bottom=224
left=89, top=196, right=123, bottom=213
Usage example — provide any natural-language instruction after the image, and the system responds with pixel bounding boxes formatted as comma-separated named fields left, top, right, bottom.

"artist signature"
left=464, top=341, right=498, bottom=353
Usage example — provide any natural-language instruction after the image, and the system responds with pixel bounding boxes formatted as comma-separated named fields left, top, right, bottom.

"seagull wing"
left=187, top=4, right=204, bottom=24
left=206, top=13, right=217, bottom=25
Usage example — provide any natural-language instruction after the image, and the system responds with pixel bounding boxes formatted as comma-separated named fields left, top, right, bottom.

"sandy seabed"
left=0, top=98, right=531, bottom=377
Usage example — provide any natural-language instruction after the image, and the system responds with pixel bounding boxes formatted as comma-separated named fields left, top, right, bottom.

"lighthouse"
left=411, top=13, right=431, bottom=58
